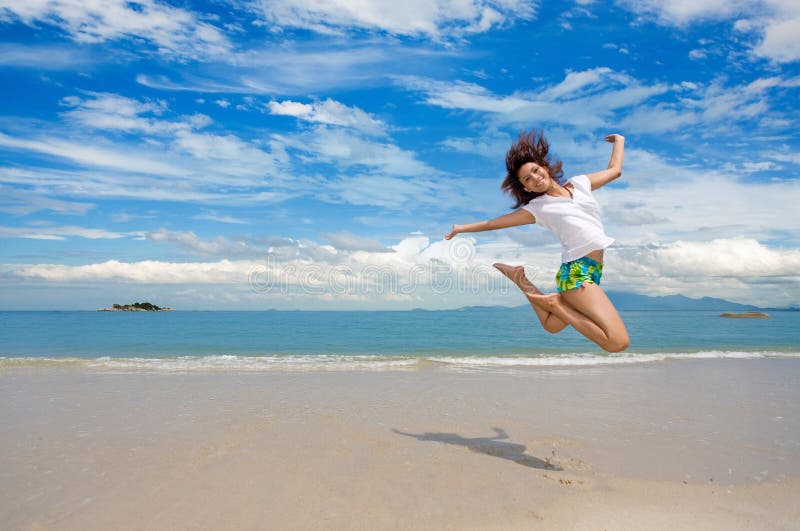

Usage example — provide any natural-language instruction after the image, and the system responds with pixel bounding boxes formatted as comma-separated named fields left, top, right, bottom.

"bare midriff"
left=585, top=249, right=604, bottom=263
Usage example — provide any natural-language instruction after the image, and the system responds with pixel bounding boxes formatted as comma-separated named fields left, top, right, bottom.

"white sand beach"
left=2, top=358, right=799, bottom=530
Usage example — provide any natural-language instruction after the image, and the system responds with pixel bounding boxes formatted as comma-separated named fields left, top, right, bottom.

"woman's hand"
left=587, top=134, right=625, bottom=190
left=444, top=224, right=461, bottom=240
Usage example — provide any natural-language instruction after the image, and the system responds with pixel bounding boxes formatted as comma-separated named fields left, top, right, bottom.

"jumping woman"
left=445, top=131, right=630, bottom=353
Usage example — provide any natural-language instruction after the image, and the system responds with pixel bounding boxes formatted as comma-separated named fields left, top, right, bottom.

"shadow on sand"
left=392, top=427, right=563, bottom=470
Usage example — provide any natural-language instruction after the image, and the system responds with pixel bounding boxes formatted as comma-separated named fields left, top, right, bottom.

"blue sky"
left=0, top=0, right=799, bottom=310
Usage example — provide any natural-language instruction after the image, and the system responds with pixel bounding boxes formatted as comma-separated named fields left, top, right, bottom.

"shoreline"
left=2, top=349, right=800, bottom=374
left=2, top=358, right=798, bottom=529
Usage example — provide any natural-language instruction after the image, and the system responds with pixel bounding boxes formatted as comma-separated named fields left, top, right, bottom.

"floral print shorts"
left=556, top=256, right=603, bottom=293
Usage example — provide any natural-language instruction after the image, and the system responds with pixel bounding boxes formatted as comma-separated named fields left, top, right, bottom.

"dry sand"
left=1, top=358, right=799, bottom=530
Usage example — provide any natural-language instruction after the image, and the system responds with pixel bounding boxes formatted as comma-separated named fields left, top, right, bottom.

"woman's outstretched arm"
left=586, top=134, right=625, bottom=190
left=445, top=208, right=535, bottom=240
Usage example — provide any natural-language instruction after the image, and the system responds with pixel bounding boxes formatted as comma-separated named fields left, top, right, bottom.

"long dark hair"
left=502, top=130, right=563, bottom=209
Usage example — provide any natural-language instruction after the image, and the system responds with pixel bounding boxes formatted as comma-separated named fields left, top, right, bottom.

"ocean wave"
left=429, top=350, right=800, bottom=367
left=0, top=354, right=421, bottom=373
left=1, top=351, right=800, bottom=373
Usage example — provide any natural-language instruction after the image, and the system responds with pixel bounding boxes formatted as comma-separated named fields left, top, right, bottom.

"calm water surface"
left=0, top=309, right=797, bottom=368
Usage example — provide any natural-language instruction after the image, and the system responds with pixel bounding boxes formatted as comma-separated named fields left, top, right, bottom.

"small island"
left=98, top=302, right=172, bottom=312
left=720, top=311, right=769, bottom=319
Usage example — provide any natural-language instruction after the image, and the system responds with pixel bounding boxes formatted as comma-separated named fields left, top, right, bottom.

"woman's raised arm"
left=586, top=134, right=624, bottom=190
left=445, top=208, right=535, bottom=240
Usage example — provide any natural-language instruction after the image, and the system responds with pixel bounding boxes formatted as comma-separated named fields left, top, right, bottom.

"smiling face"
left=517, top=161, right=552, bottom=194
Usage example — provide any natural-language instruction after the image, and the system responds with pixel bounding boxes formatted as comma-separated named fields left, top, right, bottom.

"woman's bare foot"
left=496, top=266, right=570, bottom=334
left=492, top=263, right=526, bottom=285
left=526, top=292, right=562, bottom=313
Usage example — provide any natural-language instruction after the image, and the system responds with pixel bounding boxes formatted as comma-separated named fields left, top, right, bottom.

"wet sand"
left=1, top=358, right=799, bottom=530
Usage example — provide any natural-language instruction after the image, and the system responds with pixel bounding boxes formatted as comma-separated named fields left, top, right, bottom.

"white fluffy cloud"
left=61, top=93, right=187, bottom=135
left=0, top=165, right=275, bottom=205
left=752, top=17, right=800, bottom=63
left=0, top=92, right=301, bottom=207
left=274, top=125, right=436, bottom=177
left=615, top=0, right=800, bottom=63
left=0, top=224, right=129, bottom=240
left=572, top=147, right=800, bottom=249
left=0, top=185, right=94, bottom=215
left=614, top=0, right=749, bottom=25
left=609, top=238, right=800, bottom=305
left=627, top=238, right=800, bottom=278
left=136, top=41, right=454, bottom=96
left=0, top=43, right=94, bottom=69
left=322, top=231, right=392, bottom=253
left=441, top=128, right=512, bottom=158
left=147, top=229, right=258, bottom=258
left=395, top=69, right=669, bottom=130
left=268, top=99, right=386, bottom=136
left=5, top=234, right=532, bottom=312
left=22, top=94, right=231, bottom=179
left=14, top=259, right=248, bottom=283
left=0, top=132, right=190, bottom=177
left=398, top=70, right=799, bottom=142
left=7, top=231, right=800, bottom=308
left=0, top=0, right=231, bottom=59
left=260, top=0, right=537, bottom=39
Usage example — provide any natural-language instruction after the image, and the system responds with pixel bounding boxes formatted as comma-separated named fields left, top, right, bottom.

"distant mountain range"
left=604, top=291, right=764, bottom=311
left=445, top=291, right=797, bottom=312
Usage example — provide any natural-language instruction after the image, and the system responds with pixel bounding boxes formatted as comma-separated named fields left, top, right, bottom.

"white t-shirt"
left=521, top=174, right=614, bottom=263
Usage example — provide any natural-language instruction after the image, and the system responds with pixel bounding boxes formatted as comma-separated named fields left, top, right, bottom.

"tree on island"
left=132, top=301, right=161, bottom=311
left=103, top=301, right=168, bottom=311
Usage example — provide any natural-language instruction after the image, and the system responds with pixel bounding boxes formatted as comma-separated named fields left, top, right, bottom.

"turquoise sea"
left=1, top=309, right=798, bottom=371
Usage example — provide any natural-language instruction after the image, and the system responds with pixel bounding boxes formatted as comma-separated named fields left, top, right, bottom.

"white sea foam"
left=429, top=350, right=800, bottom=367
left=0, top=354, right=421, bottom=373
left=1, top=351, right=799, bottom=373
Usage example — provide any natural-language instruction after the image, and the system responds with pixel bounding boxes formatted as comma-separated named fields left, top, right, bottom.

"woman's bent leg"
left=493, top=263, right=568, bottom=334
left=527, top=283, right=629, bottom=352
